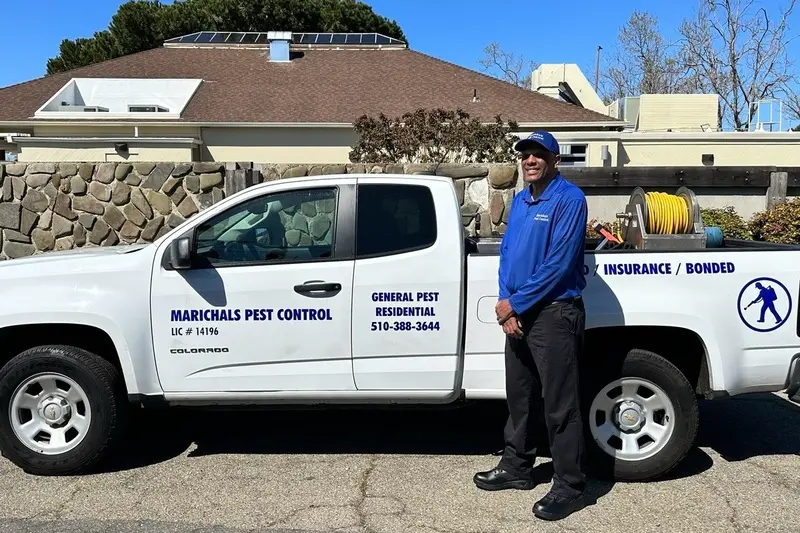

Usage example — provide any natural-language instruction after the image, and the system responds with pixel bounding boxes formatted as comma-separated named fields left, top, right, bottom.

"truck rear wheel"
left=582, top=348, right=699, bottom=482
left=0, top=345, right=127, bottom=476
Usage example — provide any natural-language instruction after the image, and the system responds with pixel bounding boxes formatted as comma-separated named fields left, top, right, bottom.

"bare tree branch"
left=679, top=0, right=798, bottom=130
left=598, top=11, right=699, bottom=104
left=478, top=42, right=538, bottom=89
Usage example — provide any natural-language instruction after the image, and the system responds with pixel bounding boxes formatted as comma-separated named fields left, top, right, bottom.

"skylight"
left=34, top=78, right=203, bottom=119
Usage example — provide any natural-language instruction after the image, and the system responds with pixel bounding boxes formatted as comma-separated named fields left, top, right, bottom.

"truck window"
left=355, top=184, right=437, bottom=258
left=194, top=187, right=338, bottom=265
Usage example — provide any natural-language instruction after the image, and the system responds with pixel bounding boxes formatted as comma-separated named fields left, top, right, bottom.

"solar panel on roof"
left=193, top=32, right=215, bottom=43
left=165, top=30, right=405, bottom=47
left=166, top=32, right=195, bottom=43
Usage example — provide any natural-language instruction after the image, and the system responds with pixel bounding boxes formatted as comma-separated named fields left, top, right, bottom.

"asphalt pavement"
left=2, top=392, right=799, bottom=533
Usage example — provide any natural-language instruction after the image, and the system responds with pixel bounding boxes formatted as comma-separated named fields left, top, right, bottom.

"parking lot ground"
left=2, top=392, right=799, bottom=533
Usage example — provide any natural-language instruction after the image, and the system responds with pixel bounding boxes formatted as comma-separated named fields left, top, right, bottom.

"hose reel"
left=615, top=186, right=721, bottom=250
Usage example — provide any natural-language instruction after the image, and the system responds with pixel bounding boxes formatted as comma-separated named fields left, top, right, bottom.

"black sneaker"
left=473, top=467, right=537, bottom=491
left=532, top=491, right=589, bottom=521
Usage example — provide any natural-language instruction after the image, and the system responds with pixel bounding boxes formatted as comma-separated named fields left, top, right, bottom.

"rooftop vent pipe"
left=268, top=31, right=292, bottom=62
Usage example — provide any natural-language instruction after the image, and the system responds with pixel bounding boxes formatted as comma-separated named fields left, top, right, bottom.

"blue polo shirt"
left=499, top=172, right=587, bottom=315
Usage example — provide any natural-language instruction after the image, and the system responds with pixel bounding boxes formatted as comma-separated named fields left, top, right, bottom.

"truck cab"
left=151, top=173, right=466, bottom=400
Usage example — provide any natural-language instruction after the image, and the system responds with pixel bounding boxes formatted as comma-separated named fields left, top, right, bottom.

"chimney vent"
left=268, top=31, right=292, bottom=62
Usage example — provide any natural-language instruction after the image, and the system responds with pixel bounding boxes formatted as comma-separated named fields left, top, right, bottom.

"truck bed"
left=464, top=235, right=800, bottom=256
left=460, top=232, right=800, bottom=401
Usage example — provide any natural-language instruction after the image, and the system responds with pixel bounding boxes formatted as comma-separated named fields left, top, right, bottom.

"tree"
left=787, top=89, right=800, bottom=124
left=45, top=0, right=406, bottom=74
left=478, top=42, right=537, bottom=89
left=600, top=11, right=699, bottom=103
left=348, top=108, right=519, bottom=165
left=678, top=0, right=799, bottom=130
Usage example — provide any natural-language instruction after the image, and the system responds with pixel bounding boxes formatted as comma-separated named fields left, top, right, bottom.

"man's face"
left=519, top=147, right=559, bottom=184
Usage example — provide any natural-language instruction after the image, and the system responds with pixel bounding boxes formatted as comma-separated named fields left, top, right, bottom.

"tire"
left=581, top=348, right=699, bottom=482
left=0, top=345, right=128, bottom=476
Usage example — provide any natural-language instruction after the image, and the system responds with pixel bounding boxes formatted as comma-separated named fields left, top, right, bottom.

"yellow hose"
left=644, top=192, right=691, bottom=234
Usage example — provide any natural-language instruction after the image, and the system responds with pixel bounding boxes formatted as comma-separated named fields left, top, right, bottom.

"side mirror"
left=169, top=237, right=192, bottom=270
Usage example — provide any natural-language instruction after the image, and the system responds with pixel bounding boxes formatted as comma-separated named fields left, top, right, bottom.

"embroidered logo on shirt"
left=534, top=213, right=550, bottom=222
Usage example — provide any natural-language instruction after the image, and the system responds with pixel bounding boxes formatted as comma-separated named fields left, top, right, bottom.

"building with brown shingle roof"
left=0, top=31, right=624, bottom=163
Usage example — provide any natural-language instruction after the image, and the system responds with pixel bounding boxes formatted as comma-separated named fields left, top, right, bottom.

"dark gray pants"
left=498, top=298, right=587, bottom=498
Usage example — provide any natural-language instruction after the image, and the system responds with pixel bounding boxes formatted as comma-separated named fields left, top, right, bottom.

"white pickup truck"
left=0, top=172, right=798, bottom=481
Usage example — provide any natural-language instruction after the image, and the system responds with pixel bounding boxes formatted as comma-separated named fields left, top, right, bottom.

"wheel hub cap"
left=10, top=372, right=92, bottom=455
left=589, top=377, right=677, bottom=462
left=39, top=396, right=71, bottom=425
left=616, top=400, right=644, bottom=432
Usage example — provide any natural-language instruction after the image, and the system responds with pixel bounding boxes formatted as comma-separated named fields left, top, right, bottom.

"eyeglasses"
left=517, top=150, right=550, bottom=160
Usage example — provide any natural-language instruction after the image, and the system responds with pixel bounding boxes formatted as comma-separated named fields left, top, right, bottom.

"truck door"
left=150, top=180, right=357, bottom=393
left=350, top=177, right=464, bottom=392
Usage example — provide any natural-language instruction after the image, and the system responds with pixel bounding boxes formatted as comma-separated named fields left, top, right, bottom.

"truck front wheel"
left=582, top=348, right=699, bottom=482
left=0, top=345, right=127, bottom=476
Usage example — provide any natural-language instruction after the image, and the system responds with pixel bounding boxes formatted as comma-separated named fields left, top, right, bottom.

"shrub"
left=349, top=108, right=519, bottom=165
left=700, top=206, right=753, bottom=240
left=748, top=198, right=800, bottom=244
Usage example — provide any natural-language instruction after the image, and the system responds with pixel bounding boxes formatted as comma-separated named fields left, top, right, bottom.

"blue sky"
left=2, top=0, right=798, bottom=127
left=0, top=0, right=698, bottom=87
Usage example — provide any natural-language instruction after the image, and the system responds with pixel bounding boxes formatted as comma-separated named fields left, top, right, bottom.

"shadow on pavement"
left=97, top=401, right=513, bottom=473
left=696, top=392, right=800, bottom=461
left=96, top=393, right=800, bottom=484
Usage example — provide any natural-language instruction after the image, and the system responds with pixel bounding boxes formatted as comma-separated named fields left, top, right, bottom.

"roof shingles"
left=0, top=46, right=620, bottom=125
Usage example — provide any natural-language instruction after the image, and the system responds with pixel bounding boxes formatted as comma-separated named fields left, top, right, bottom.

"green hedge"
left=699, top=206, right=753, bottom=240
left=747, top=198, right=800, bottom=244
left=702, top=200, right=800, bottom=244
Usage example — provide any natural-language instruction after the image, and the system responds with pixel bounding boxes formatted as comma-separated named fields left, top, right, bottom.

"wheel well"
left=0, top=323, right=121, bottom=376
left=584, top=326, right=711, bottom=396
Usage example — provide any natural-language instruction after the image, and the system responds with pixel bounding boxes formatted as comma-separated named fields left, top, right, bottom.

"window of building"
left=355, top=184, right=437, bottom=258
left=559, top=143, right=588, bottom=166
left=128, top=105, right=170, bottom=113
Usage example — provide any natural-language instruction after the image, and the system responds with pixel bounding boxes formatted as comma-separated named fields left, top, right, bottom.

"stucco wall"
left=18, top=144, right=195, bottom=163
left=200, top=127, right=359, bottom=163
left=619, top=134, right=800, bottom=167
left=11, top=126, right=800, bottom=169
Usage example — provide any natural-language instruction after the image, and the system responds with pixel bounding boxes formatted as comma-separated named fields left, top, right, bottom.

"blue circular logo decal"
left=737, top=277, right=792, bottom=332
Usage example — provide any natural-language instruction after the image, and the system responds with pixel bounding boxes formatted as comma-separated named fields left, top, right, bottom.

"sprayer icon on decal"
left=738, top=277, right=792, bottom=333
left=744, top=282, right=781, bottom=323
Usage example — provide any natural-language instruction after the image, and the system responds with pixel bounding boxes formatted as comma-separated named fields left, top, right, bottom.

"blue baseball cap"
left=514, top=131, right=560, bottom=154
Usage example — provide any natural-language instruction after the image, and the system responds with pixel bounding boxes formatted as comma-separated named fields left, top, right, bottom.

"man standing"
left=473, top=131, right=589, bottom=522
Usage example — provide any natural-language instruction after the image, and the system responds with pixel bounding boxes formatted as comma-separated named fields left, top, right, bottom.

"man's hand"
left=495, top=299, right=514, bottom=324
left=502, top=316, right=523, bottom=338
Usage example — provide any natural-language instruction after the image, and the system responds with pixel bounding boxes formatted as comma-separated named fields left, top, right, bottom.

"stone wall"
left=0, top=161, right=518, bottom=259
left=0, top=162, right=225, bottom=259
